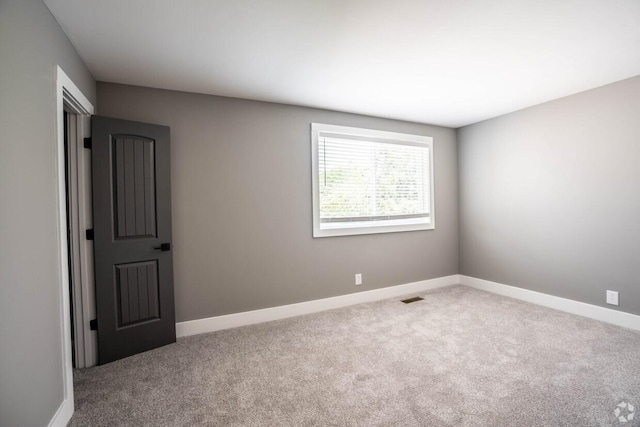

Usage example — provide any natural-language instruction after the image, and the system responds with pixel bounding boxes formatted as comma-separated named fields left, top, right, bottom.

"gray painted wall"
left=459, top=75, right=640, bottom=315
left=0, top=1, right=96, bottom=425
left=97, top=82, right=459, bottom=322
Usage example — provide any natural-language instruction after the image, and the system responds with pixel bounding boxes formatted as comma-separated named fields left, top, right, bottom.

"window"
left=311, top=123, right=434, bottom=237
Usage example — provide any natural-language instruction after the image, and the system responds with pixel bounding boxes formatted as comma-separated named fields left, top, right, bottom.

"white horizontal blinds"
left=318, top=134, right=430, bottom=224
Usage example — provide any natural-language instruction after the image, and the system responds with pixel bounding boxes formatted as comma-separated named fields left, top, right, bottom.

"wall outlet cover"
left=606, top=290, right=619, bottom=306
left=355, top=273, right=362, bottom=286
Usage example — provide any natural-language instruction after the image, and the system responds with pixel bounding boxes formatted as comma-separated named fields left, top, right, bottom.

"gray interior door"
left=91, top=115, right=175, bottom=365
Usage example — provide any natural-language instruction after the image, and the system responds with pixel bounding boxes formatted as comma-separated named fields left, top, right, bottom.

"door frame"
left=52, top=65, right=94, bottom=427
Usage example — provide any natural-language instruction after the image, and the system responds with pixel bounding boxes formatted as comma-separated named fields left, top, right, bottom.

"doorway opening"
left=63, top=109, right=98, bottom=369
left=62, top=105, right=97, bottom=369
left=63, top=110, right=75, bottom=367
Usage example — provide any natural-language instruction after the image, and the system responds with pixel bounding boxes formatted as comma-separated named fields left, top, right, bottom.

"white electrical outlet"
left=606, top=290, right=619, bottom=306
left=355, top=273, right=362, bottom=286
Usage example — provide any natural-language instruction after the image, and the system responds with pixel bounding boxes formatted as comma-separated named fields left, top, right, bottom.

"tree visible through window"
left=311, top=124, right=434, bottom=237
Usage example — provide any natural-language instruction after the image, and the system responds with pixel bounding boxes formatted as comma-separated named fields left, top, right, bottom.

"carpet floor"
left=71, top=285, right=640, bottom=426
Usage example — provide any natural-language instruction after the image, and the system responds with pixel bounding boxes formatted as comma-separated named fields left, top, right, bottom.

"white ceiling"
left=44, top=0, right=640, bottom=128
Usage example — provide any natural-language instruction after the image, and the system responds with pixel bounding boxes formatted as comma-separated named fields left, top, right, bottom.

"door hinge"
left=84, top=137, right=92, bottom=149
left=90, top=319, right=97, bottom=330
left=85, top=229, right=94, bottom=240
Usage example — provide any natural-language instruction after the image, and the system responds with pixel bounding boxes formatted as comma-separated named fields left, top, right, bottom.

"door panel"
left=91, top=116, right=175, bottom=365
left=113, top=136, right=157, bottom=238
left=115, top=261, right=159, bottom=326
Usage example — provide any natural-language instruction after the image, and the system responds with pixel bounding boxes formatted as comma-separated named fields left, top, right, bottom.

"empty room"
left=2, top=0, right=640, bottom=426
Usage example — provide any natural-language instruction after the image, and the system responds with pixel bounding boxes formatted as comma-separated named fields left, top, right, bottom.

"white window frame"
left=311, top=123, right=435, bottom=238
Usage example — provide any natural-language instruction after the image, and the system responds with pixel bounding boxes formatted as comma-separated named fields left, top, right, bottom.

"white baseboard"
left=177, top=274, right=640, bottom=338
left=460, top=275, right=640, bottom=331
left=48, top=396, right=73, bottom=427
left=176, top=275, right=459, bottom=337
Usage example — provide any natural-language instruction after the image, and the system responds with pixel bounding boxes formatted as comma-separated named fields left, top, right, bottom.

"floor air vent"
left=401, top=296, right=424, bottom=304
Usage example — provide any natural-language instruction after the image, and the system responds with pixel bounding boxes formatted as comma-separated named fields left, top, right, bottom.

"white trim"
left=460, top=275, right=640, bottom=331
left=176, top=275, right=459, bottom=337
left=48, top=398, right=74, bottom=427
left=52, top=65, right=94, bottom=427
left=178, top=274, right=640, bottom=339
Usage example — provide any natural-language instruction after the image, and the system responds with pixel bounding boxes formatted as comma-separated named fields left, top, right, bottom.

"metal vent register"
left=401, top=296, right=424, bottom=304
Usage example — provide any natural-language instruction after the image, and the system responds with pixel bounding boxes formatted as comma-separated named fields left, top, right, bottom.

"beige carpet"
left=71, top=285, right=640, bottom=426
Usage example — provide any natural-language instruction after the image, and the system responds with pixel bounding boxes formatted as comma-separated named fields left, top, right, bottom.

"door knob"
left=154, top=243, right=171, bottom=251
